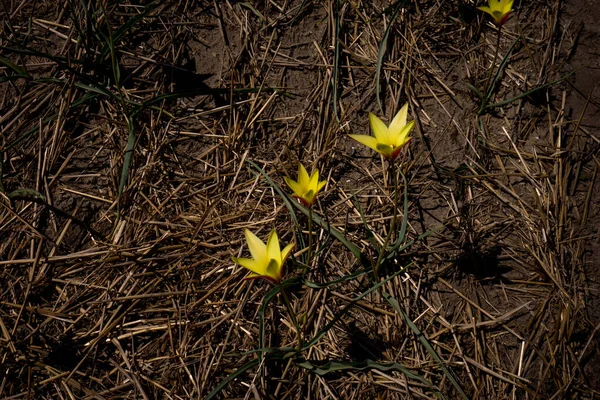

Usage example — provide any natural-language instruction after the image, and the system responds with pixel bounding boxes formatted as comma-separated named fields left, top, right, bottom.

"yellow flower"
left=478, top=0, right=514, bottom=26
left=232, top=229, right=294, bottom=283
left=349, top=103, right=414, bottom=160
left=284, top=163, right=327, bottom=207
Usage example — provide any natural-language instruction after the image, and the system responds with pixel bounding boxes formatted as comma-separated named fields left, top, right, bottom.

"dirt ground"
left=1, top=0, right=599, bottom=399
left=563, top=0, right=600, bottom=391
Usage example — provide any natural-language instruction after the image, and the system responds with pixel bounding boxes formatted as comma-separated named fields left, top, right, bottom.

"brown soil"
left=563, top=0, right=600, bottom=392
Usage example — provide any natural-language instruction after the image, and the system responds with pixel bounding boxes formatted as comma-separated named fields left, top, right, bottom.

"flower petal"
left=369, top=113, right=391, bottom=144
left=244, top=229, right=267, bottom=266
left=298, top=163, right=310, bottom=188
left=265, top=259, right=281, bottom=282
left=281, top=243, right=295, bottom=264
left=491, top=10, right=504, bottom=23
left=478, top=6, right=493, bottom=15
left=391, top=138, right=412, bottom=159
left=389, top=103, right=409, bottom=138
left=308, top=168, right=319, bottom=192
left=232, top=256, right=266, bottom=276
left=266, top=229, right=281, bottom=265
left=500, top=0, right=513, bottom=12
left=244, top=272, right=279, bottom=284
left=394, top=120, right=415, bottom=147
left=316, top=180, right=326, bottom=194
left=349, top=134, right=380, bottom=152
left=302, top=189, right=315, bottom=205
left=498, top=11, right=512, bottom=25
left=376, top=143, right=394, bottom=159
left=278, top=242, right=294, bottom=280
left=284, top=176, right=303, bottom=198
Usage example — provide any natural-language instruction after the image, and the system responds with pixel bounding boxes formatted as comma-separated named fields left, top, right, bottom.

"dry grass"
left=1, top=0, right=598, bottom=399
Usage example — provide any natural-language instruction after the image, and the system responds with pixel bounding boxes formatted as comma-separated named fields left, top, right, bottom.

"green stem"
left=374, top=158, right=400, bottom=278
left=307, top=207, right=313, bottom=269
left=280, top=287, right=303, bottom=350
left=483, top=25, right=503, bottom=99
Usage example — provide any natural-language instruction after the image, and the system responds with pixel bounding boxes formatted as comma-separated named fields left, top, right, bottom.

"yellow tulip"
left=349, top=103, right=414, bottom=160
left=232, top=229, right=294, bottom=283
left=478, top=0, right=514, bottom=26
left=284, top=163, right=327, bottom=207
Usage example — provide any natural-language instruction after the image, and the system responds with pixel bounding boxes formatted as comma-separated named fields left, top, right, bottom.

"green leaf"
left=384, top=225, right=443, bottom=263
left=478, top=36, right=520, bottom=115
left=74, top=82, right=115, bottom=99
left=293, top=196, right=369, bottom=267
left=116, top=115, right=136, bottom=220
left=466, top=82, right=484, bottom=100
left=258, top=283, right=283, bottom=365
left=238, top=2, right=266, bottom=22
left=98, top=2, right=160, bottom=62
left=0, top=46, right=113, bottom=97
left=303, top=268, right=371, bottom=289
left=7, top=189, right=46, bottom=202
left=484, top=36, right=520, bottom=103
left=350, top=191, right=379, bottom=250
left=1, top=90, right=102, bottom=154
left=0, top=54, right=31, bottom=79
left=234, top=346, right=298, bottom=357
left=205, top=358, right=260, bottom=400
left=484, top=69, right=577, bottom=110
left=392, top=170, right=409, bottom=248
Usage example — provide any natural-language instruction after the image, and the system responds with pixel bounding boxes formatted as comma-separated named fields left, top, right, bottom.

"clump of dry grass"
left=1, top=0, right=598, bottom=399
